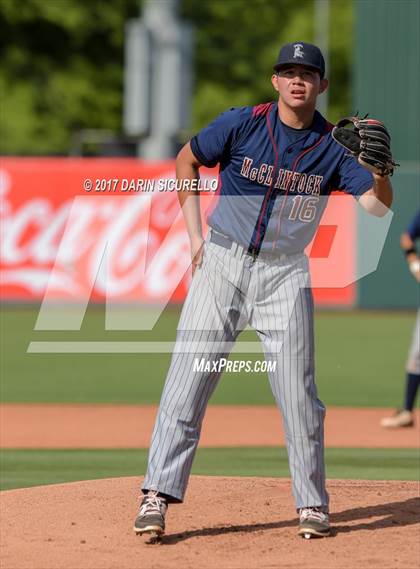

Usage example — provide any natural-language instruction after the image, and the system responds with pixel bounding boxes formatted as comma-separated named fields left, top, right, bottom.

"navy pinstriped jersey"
left=190, top=102, right=374, bottom=255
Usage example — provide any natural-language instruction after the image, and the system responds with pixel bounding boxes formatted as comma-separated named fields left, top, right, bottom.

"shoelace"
left=139, top=491, right=166, bottom=516
left=299, top=507, right=327, bottom=521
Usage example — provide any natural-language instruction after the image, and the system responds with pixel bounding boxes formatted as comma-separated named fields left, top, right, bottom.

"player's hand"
left=190, top=236, right=205, bottom=276
left=408, top=258, right=420, bottom=283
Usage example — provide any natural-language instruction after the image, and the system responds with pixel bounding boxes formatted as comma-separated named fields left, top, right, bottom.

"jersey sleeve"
left=406, top=211, right=420, bottom=241
left=190, top=107, right=250, bottom=168
left=333, top=153, right=374, bottom=197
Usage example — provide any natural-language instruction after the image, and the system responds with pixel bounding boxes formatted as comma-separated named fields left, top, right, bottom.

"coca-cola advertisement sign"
left=0, top=158, right=356, bottom=306
left=0, top=158, right=205, bottom=302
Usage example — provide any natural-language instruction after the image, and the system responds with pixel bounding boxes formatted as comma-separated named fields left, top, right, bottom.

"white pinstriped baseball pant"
left=142, top=230, right=329, bottom=510
left=406, top=309, right=420, bottom=375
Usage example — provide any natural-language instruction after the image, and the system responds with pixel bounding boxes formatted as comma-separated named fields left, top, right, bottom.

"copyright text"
left=83, top=178, right=217, bottom=192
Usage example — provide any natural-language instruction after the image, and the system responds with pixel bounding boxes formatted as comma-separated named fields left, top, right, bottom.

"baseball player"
left=134, top=41, right=395, bottom=540
left=381, top=210, right=420, bottom=428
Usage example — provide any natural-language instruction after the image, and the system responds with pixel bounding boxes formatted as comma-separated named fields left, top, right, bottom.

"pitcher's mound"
left=1, top=476, right=419, bottom=569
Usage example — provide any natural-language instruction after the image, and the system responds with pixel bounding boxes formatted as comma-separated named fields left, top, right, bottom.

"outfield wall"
left=355, top=0, right=419, bottom=308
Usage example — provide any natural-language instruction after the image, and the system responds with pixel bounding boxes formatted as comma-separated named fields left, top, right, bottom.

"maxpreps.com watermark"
left=193, top=358, right=276, bottom=373
left=83, top=178, right=217, bottom=192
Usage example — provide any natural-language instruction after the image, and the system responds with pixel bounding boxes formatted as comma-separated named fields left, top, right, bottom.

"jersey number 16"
left=288, top=196, right=319, bottom=223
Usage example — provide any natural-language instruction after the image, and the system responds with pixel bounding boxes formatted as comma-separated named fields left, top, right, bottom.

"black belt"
left=209, top=231, right=270, bottom=259
left=210, top=230, right=238, bottom=250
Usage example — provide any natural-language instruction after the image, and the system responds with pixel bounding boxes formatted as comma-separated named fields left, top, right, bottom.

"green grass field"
left=0, top=305, right=416, bottom=406
left=1, top=306, right=418, bottom=491
left=1, top=448, right=418, bottom=491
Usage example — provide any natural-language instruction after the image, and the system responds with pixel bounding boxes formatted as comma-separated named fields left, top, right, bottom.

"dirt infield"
left=2, top=405, right=418, bottom=568
left=1, top=476, right=419, bottom=569
left=1, top=404, right=419, bottom=448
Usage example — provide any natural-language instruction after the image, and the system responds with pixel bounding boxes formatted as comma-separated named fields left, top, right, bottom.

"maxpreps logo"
left=193, top=358, right=276, bottom=374
left=240, top=157, right=323, bottom=196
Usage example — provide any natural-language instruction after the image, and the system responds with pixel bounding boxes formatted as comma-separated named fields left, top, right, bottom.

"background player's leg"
left=381, top=308, right=420, bottom=428
left=251, top=254, right=329, bottom=510
left=404, top=309, right=420, bottom=411
left=142, top=240, right=250, bottom=502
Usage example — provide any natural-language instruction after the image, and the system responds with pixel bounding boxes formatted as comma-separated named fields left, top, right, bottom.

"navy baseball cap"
left=273, top=42, right=325, bottom=78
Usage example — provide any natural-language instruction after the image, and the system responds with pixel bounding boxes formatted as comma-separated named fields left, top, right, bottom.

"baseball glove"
left=332, top=116, right=398, bottom=177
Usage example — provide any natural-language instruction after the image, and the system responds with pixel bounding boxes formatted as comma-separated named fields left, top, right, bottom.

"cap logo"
left=293, top=43, right=304, bottom=59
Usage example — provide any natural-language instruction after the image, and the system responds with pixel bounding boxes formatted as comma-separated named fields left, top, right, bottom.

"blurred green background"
left=0, top=0, right=353, bottom=155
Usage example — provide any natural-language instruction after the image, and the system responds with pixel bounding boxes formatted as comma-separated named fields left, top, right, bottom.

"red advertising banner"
left=0, top=158, right=355, bottom=306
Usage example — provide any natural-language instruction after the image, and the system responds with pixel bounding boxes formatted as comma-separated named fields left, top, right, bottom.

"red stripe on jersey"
left=272, top=129, right=328, bottom=249
left=254, top=104, right=279, bottom=248
left=252, top=102, right=273, bottom=118
left=290, top=136, right=325, bottom=171
left=325, top=120, right=334, bottom=132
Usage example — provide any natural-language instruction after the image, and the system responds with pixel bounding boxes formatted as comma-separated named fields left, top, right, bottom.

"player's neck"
left=277, top=101, right=316, bottom=129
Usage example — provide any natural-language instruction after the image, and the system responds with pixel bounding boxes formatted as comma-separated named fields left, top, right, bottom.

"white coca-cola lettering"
left=150, top=173, right=182, bottom=228
left=1, top=268, right=83, bottom=294
left=90, top=195, right=155, bottom=296
left=1, top=199, right=51, bottom=263
left=142, top=232, right=191, bottom=297
left=30, top=202, right=73, bottom=263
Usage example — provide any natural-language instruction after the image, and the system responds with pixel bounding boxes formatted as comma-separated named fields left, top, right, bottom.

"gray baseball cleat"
left=380, top=409, right=414, bottom=428
left=133, top=491, right=168, bottom=539
left=298, top=507, right=330, bottom=539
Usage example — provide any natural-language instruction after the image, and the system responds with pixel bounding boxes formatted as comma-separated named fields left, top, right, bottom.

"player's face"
left=271, top=65, right=328, bottom=109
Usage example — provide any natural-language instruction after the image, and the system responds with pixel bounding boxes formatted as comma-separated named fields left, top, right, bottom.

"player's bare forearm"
left=176, top=143, right=203, bottom=240
left=372, top=174, right=393, bottom=208
left=359, top=174, right=393, bottom=217
left=176, top=142, right=206, bottom=270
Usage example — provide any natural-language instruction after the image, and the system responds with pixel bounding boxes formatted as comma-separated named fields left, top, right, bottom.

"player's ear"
left=319, top=78, right=329, bottom=94
left=271, top=73, right=280, bottom=92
